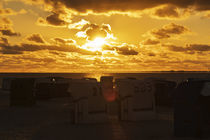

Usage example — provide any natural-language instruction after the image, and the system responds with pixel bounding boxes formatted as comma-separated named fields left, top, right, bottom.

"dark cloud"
left=0, top=48, right=23, bottom=54
left=166, top=45, right=189, bottom=52
left=0, top=27, right=21, bottom=37
left=115, top=46, right=138, bottom=55
left=0, top=37, right=8, bottom=45
left=151, top=23, right=189, bottom=39
left=142, top=39, right=160, bottom=45
left=0, top=18, right=20, bottom=37
left=0, top=8, right=16, bottom=15
left=46, top=13, right=67, bottom=26
left=1, top=17, right=13, bottom=25
left=78, top=23, right=111, bottom=40
left=86, top=25, right=107, bottom=40
left=153, top=5, right=181, bottom=18
left=37, top=17, right=47, bottom=25
left=101, top=24, right=112, bottom=34
left=148, top=52, right=156, bottom=56
left=23, top=0, right=210, bottom=14
left=37, top=13, right=70, bottom=27
left=52, top=37, right=75, bottom=44
left=166, top=44, right=210, bottom=53
left=26, top=34, right=46, bottom=43
left=102, top=43, right=138, bottom=55
left=189, top=44, right=210, bottom=51
left=0, top=41, right=100, bottom=55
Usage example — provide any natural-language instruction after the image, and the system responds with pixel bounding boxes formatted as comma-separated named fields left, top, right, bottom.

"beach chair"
left=173, top=79, right=210, bottom=137
left=69, top=79, right=109, bottom=123
left=116, top=78, right=156, bottom=121
left=10, top=78, right=36, bottom=106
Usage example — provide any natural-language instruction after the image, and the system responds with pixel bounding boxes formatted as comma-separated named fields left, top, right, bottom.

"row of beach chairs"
left=4, top=76, right=210, bottom=138
left=7, top=77, right=176, bottom=123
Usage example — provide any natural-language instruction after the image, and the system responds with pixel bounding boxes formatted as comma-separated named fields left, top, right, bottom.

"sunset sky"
left=0, top=0, right=210, bottom=72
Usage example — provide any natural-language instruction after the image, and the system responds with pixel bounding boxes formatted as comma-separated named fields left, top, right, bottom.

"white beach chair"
left=69, top=79, right=109, bottom=123
left=116, top=78, right=156, bottom=121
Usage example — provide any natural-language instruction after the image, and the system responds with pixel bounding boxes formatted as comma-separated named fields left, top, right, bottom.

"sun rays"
left=81, top=37, right=107, bottom=52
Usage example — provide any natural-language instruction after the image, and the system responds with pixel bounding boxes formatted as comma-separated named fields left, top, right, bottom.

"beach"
left=0, top=90, right=208, bottom=140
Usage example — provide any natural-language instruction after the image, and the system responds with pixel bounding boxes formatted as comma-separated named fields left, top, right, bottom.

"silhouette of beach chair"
left=115, top=78, right=156, bottom=121
left=69, top=79, right=109, bottom=123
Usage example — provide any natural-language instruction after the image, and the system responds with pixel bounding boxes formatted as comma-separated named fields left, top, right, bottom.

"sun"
left=92, top=37, right=106, bottom=47
left=82, top=37, right=107, bottom=52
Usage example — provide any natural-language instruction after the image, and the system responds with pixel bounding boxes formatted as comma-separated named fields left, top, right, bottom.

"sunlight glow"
left=82, top=37, right=107, bottom=51
left=68, top=19, right=89, bottom=30
left=76, top=31, right=87, bottom=38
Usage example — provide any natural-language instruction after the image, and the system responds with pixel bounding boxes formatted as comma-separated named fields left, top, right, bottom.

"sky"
left=0, top=0, right=210, bottom=72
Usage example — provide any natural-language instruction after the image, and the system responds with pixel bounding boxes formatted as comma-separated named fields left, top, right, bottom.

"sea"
left=0, top=72, right=210, bottom=87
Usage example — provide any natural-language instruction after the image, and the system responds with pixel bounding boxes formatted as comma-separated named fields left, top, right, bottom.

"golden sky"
left=0, top=0, right=210, bottom=72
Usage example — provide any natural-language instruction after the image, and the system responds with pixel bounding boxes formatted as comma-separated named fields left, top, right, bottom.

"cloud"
left=0, top=8, right=17, bottom=15
left=73, top=22, right=137, bottom=55
left=166, top=44, right=210, bottom=53
left=142, top=39, right=160, bottom=45
left=0, top=38, right=100, bottom=55
left=26, top=34, right=46, bottom=44
left=0, top=17, right=13, bottom=25
left=76, top=23, right=113, bottom=40
left=45, top=13, right=68, bottom=26
left=0, top=37, right=8, bottom=44
left=154, top=5, right=180, bottom=18
left=86, top=25, right=107, bottom=40
left=0, top=22, right=137, bottom=56
left=147, top=52, right=156, bottom=56
left=0, top=50, right=127, bottom=72
left=103, top=43, right=138, bottom=55
left=51, top=37, right=76, bottom=44
left=115, top=45, right=138, bottom=55
left=0, top=26, right=21, bottom=37
left=0, top=52, right=61, bottom=72
left=151, top=4, right=191, bottom=19
left=150, top=23, right=190, bottom=39
left=0, top=17, right=20, bottom=37
left=37, top=13, right=70, bottom=27
left=0, top=8, right=26, bottom=16
left=202, top=11, right=210, bottom=18
left=21, top=0, right=210, bottom=16
left=68, top=19, right=90, bottom=30
left=1, top=42, right=209, bottom=72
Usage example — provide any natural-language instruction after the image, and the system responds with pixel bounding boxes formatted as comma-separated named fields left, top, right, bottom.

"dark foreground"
left=0, top=92, right=208, bottom=140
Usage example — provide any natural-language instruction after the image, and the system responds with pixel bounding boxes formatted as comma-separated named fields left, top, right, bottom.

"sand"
left=0, top=91, right=208, bottom=140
